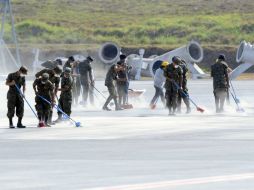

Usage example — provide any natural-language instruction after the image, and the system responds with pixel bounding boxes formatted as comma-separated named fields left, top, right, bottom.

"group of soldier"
left=5, top=54, right=131, bottom=128
left=150, top=54, right=231, bottom=115
left=5, top=52, right=231, bottom=128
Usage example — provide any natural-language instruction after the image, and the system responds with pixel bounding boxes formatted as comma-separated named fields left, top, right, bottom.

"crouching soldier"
left=164, top=56, right=183, bottom=115
left=55, top=67, right=73, bottom=123
left=35, top=65, right=62, bottom=124
left=211, top=54, right=230, bottom=113
left=6, top=66, right=28, bottom=128
left=33, top=73, right=55, bottom=127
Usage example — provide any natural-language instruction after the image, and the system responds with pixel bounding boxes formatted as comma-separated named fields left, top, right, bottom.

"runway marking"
left=86, top=173, right=254, bottom=190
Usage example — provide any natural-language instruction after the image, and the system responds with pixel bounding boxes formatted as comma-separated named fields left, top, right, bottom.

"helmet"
left=172, top=56, right=181, bottom=64
left=120, top=54, right=127, bottom=60
left=41, top=73, right=49, bottom=82
left=68, top=56, right=75, bottom=62
left=87, top=56, right=94, bottom=62
left=161, top=61, right=169, bottom=68
left=218, top=54, right=226, bottom=61
left=64, top=67, right=72, bottom=74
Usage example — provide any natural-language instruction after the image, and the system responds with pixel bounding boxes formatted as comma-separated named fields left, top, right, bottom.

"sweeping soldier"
left=33, top=73, right=55, bottom=127
left=6, top=66, right=28, bottom=128
left=211, top=54, right=230, bottom=113
left=55, top=67, right=73, bottom=122
left=164, top=56, right=183, bottom=115
left=103, top=64, right=124, bottom=111
left=78, top=56, right=95, bottom=107
left=63, top=56, right=75, bottom=71
left=116, top=54, right=128, bottom=106
left=150, top=61, right=167, bottom=108
left=35, top=65, right=62, bottom=124
left=177, top=58, right=191, bottom=114
left=71, top=61, right=81, bottom=106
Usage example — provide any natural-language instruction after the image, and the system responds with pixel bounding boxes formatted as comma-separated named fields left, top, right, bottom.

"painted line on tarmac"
left=86, top=173, right=254, bottom=190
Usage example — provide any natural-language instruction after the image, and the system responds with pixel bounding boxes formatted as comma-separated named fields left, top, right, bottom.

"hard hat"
left=161, top=61, right=169, bottom=68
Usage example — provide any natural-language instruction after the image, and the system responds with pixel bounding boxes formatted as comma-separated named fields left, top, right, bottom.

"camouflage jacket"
left=179, top=62, right=188, bottom=89
left=33, top=78, right=54, bottom=98
left=163, top=64, right=183, bottom=91
left=60, top=76, right=73, bottom=95
left=211, top=60, right=229, bottom=90
left=105, top=65, right=117, bottom=87
left=6, top=72, right=25, bottom=94
left=35, top=69, right=60, bottom=93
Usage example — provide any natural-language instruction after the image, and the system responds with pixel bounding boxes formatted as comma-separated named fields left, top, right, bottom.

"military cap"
left=19, top=66, right=28, bottom=75
left=42, top=73, right=49, bottom=81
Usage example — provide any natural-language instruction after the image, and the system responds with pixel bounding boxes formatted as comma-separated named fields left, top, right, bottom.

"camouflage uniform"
left=103, top=65, right=119, bottom=110
left=35, top=69, right=60, bottom=123
left=116, top=67, right=127, bottom=106
left=164, top=64, right=183, bottom=114
left=33, top=78, right=54, bottom=123
left=211, top=60, right=229, bottom=112
left=72, top=62, right=81, bottom=105
left=78, top=59, right=94, bottom=106
left=177, top=62, right=191, bottom=113
left=6, top=72, right=25, bottom=119
left=58, top=75, right=73, bottom=117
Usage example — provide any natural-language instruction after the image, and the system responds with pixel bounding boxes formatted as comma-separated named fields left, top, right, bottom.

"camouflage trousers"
left=7, top=92, right=24, bottom=118
left=103, top=85, right=118, bottom=108
left=35, top=95, right=52, bottom=120
left=214, top=88, right=227, bottom=112
left=58, top=92, right=72, bottom=116
left=165, top=88, right=178, bottom=114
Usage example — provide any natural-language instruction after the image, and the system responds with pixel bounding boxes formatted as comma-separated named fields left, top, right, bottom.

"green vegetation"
left=2, top=0, right=254, bottom=47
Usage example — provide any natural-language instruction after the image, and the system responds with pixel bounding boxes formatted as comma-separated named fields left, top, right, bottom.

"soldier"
left=6, top=66, right=28, bottom=128
left=116, top=54, right=128, bottom=106
left=78, top=56, right=95, bottom=107
left=71, top=61, right=81, bottom=106
left=177, top=58, right=191, bottom=114
left=211, top=54, right=230, bottom=113
left=103, top=64, right=124, bottom=111
left=33, top=73, right=55, bottom=127
left=35, top=65, right=62, bottom=124
left=150, top=61, right=167, bottom=108
left=63, top=56, right=75, bottom=71
left=164, top=56, right=183, bottom=115
left=55, top=67, right=73, bottom=123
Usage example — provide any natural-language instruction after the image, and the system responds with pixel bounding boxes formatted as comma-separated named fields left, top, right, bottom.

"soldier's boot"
left=9, top=117, right=15, bottom=128
left=17, top=117, right=26, bottom=128
left=37, top=116, right=45, bottom=127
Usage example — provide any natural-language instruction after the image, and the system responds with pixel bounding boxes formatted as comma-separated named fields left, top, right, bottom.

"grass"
left=1, top=0, right=254, bottom=47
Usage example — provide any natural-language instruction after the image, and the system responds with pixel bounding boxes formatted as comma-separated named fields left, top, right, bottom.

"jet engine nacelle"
left=98, top=42, right=121, bottom=65
left=230, top=41, right=254, bottom=80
